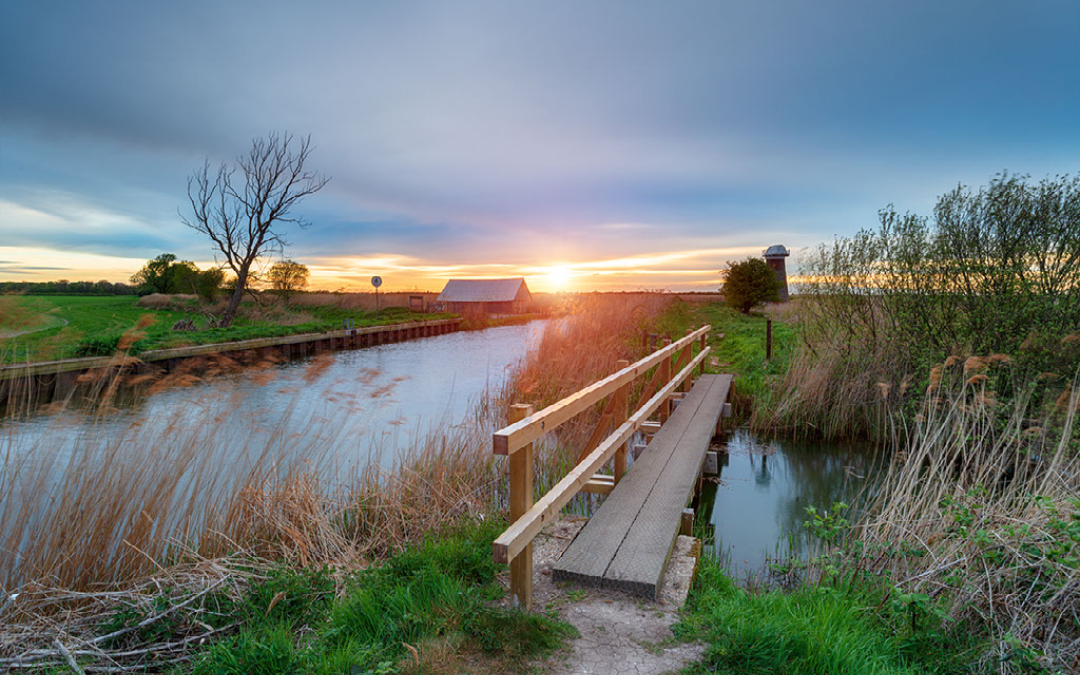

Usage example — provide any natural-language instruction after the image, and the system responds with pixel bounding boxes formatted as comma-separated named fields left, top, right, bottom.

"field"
left=0, top=293, right=448, bottom=364
left=2, top=282, right=1077, bottom=673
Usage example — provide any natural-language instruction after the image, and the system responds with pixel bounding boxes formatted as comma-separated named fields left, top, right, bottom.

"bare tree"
left=182, top=132, right=329, bottom=327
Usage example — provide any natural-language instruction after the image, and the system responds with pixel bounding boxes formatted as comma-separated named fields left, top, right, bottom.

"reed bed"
left=0, top=293, right=675, bottom=670
left=857, top=362, right=1080, bottom=673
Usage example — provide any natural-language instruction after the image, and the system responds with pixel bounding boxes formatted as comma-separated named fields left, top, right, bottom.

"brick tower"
left=763, top=245, right=790, bottom=301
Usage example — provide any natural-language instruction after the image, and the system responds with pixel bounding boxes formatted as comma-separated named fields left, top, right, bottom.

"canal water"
left=3, top=318, right=876, bottom=577
left=699, top=428, right=878, bottom=577
left=1, top=320, right=549, bottom=472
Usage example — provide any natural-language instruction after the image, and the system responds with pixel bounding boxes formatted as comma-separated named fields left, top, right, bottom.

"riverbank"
left=0, top=294, right=453, bottom=364
left=3, top=294, right=1074, bottom=673
left=0, top=293, right=676, bottom=672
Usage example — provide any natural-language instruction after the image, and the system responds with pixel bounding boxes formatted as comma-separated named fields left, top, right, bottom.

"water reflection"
left=703, top=429, right=877, bottom=576
left=2, top=321, right=548, bottom=473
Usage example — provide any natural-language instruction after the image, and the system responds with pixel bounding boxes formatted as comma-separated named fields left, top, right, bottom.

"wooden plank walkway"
left=552, top=373, right=732, bottom=599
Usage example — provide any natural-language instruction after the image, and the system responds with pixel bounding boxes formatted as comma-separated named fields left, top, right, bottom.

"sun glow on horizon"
left=545, top=264, right=573, bottom=291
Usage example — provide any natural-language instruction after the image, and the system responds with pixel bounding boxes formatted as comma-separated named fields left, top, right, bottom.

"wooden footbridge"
left=493, top=325, right=732, bottom=609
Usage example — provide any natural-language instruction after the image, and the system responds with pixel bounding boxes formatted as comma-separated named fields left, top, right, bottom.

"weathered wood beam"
left=493, top=345, right=710, bottom=564
left=493, top=325, right=709, bottom=456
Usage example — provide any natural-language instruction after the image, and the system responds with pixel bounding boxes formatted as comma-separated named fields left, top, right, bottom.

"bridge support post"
left=508, top=403, right=535, bottom=609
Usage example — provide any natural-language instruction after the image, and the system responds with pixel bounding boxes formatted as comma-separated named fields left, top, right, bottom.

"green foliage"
left=1, top=295, right=446, bottom=364
left=195, top=267, right=227, bottom=302
left=188, top=520, right=574, bottom=675
left=676, top=554, right=981, bottom=675
left=267, top=260, right=310, bottom=300
left=781, top=172, right=1080, bottom=440
left=721, top=257, right=782, bottom=314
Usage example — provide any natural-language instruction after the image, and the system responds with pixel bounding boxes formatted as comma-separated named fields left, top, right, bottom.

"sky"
left=2, top=1, right=1079, bottom=292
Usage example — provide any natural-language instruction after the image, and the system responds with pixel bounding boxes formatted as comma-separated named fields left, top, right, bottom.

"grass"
left=185, top=520, right=575, bottom=675
left=0, top=294, right=449, bottom=364
left=693, top=302, right=795, bottom=421
left=0, top=292, right=682, bottom=672
left=676, top=554, right=981, bottom=675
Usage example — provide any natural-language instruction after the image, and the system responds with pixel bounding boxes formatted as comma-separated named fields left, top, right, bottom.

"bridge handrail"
left=493, top=325, right=710, bottom=456
left=492, top=324, right=711, bottom=608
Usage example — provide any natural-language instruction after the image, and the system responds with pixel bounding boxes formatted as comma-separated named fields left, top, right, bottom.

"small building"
left=763, top=245, right=791, bottom=301
left=436, top=277, right=533, bottom=315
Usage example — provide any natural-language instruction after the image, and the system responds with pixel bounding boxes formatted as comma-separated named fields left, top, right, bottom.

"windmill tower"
left=763, top=245, right=790, bottom=301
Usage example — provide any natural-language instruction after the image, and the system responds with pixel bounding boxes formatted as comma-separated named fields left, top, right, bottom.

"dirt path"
left=505, top=516, right=706, bottom=675
left=0, top=312, right=68, bottom=339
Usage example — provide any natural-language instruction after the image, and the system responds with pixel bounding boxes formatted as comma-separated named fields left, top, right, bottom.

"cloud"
left=2, top=1, right=1080, bottom=289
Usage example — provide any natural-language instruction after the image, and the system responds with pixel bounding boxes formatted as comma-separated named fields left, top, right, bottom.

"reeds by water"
left=0, top=293, right=675, bottom=616
left=857, top=364, right=1080, bottom=672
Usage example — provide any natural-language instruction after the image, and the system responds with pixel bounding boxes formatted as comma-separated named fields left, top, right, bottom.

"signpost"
left=371, top=275, right=382, bottom=320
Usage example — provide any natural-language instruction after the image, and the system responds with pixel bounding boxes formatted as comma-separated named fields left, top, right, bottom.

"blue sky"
left=2, top=0, right=1079, bottom=290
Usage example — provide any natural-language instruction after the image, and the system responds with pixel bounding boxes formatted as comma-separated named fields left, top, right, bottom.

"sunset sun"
left=546, top=264, right=572, bottom=291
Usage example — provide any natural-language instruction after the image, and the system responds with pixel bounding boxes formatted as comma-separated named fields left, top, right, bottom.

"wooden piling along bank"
left=493, top=325, right=729, bottom=609
left=0, top=318, right=461, bottom=410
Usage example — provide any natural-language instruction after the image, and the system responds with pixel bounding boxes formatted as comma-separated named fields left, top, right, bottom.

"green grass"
left=185, top=520, right=575, bottom=675
left=675, top=555, right=983, bottom=675
left=0, top=296, right=448, bottom=364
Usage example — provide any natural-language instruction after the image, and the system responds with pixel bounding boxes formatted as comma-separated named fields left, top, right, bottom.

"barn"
left=436, top=278, right=533, bottom=315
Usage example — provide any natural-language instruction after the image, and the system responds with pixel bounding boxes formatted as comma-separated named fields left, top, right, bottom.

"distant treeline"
left=0, top=280, right=138, bottom=295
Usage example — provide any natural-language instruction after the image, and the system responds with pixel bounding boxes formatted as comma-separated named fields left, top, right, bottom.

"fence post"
left=681, top=329, right=693, bottom=392
left=659, top=338, right=672, bottom=424
left=766, top=319, right=773, bottom=361
left=614, top=359, right=630, bottom=484
left=508, top=403, right=535, bottom=609
left=699, top=325, right=707, bottom=376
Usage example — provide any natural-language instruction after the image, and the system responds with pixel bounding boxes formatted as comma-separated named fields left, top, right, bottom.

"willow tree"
left=182, top=132, right=328, bottom=327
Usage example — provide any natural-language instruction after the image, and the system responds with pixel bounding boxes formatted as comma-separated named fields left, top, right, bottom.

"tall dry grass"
left=0, top=292, right=676, bottom=610
left=290, top=291, right=441, bottom=312
left=857, top=362, right=1080, bottom=671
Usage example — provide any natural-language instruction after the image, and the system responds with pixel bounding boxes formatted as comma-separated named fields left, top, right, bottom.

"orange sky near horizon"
left=0, top=244, right=768, bottom=294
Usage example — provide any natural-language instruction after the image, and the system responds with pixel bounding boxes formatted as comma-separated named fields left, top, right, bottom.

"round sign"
left=371, top=276, right=382, bottom=288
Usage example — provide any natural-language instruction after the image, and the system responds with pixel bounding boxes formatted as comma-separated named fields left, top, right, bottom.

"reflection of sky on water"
left=2, top=321, right=548, bottom=474
left=707, top=429, right=877, bottom=577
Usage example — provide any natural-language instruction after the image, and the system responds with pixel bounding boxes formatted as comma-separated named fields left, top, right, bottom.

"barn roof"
left=437, top=278, right=529, bottom=303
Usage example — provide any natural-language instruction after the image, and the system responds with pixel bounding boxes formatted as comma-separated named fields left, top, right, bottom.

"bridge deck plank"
left=552, top=374, right=733, bottom=599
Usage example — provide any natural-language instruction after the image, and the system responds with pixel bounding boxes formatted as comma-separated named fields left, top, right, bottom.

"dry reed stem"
left=0, top=293, right=674, bottom=667
left=857, top=369, right=1080, bottom=672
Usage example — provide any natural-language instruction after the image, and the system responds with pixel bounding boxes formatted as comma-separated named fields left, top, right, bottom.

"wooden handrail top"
left=492, top=325, right=710, bottom=456
left=493, top=345, right=711, bottom=563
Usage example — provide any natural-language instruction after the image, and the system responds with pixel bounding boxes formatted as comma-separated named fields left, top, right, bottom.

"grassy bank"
left=2, top=521, right=574, bottom=674
left=677, top=553, right=981, bottom=675
left=0, top=292, right=681, bottom=672
left=0, top=294, right=449, bottom=364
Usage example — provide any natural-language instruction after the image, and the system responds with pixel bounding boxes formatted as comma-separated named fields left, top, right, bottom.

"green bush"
left=721, top=257, right=782, bottom=313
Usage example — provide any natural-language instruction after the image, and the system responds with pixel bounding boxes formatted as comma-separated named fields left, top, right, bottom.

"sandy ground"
left=499, top=516, right=706, bottom=675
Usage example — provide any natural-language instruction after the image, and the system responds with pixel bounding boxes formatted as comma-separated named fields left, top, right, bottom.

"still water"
left=3, top=321, right=548, bottom=471
left=701, top=429, right=877, bottom=576
left=5, top=319, right=875, bottom=573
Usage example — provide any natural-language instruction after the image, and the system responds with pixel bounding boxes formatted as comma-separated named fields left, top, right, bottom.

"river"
left=2, top=319, right=874, bottom=577
left=1, top=320, right=548, bottom=473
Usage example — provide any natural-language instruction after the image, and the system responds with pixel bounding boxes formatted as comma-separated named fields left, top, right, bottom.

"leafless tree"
left=182, top=132, right=329, bottom=327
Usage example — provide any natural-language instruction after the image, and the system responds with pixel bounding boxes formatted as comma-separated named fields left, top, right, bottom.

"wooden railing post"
left=699, top=326, right=707, bottom=376
left=508, top=403, right=535, bottom=609
left=613, top=359, right=630, bottom=484
left=681, top=329, right=694, bottom=392
left=659, top=338, right=672, bottom=424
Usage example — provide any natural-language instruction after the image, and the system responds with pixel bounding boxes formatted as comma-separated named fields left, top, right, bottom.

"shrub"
left=721, top=257, right=782, bottom=314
